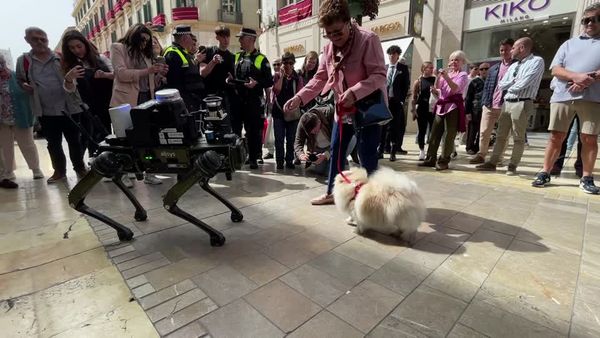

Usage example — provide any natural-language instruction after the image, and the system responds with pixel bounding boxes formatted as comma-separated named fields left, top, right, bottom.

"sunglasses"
left=581, top=15, right=600, bottom=25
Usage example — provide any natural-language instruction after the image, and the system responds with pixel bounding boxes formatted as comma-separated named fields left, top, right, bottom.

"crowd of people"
left=1, top=0, right=599, bottom=199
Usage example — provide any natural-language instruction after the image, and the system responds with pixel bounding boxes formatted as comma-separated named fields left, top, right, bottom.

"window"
left=175, top=0, right=196, bottom=7
left=108, top=0, right=113, bottom=11
left=128, top=16, right=133, bottom=27
left=143, top=2, right=153, bottom=22
left=221, top=0, right=235, bottom=13
left=137, top=9, right=142, bottom=23
left=156, top=0, right=164, bottom=14
left=111, top=31, right=117, bottom=43
left=100, top=6, right=105, bottom=19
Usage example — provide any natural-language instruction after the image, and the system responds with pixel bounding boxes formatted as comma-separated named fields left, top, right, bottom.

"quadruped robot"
left=68, top=90, right=247, bottom=247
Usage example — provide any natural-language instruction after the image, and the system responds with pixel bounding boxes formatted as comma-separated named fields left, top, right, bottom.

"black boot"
left=389, top=145, right=397, bottom=162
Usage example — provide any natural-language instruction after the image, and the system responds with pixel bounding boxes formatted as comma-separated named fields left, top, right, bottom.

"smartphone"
left=435, top=58, right=444, bottom=72
left=197, top=46, right=206, bottom=54
left=155, top=56, right=166, bottom=64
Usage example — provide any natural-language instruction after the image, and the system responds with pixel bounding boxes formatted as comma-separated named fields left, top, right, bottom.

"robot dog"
left=68, top=90, right=247, bottom=247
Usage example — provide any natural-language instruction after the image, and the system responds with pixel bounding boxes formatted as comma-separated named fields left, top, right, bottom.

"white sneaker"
left=32, top=169, right=44, bottom=179
left=418, top=150, right=426, bottom=161
left=143, top=173, right=162, bottom=185
left=121, top=175, right=134, bottom=188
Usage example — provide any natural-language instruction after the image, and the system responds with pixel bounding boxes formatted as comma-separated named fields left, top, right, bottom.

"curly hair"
left=318, top=0, right=351, bottom=27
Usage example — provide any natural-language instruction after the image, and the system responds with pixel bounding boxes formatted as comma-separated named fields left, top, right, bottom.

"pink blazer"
left=109, top=43, right=156, bottom=107
left=297, top=25, right=387, bottom=110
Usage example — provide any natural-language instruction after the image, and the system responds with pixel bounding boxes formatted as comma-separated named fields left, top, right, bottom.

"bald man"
left=476, top=37, right=544, bottom=176
left=465, top=62, right=490, bottom=154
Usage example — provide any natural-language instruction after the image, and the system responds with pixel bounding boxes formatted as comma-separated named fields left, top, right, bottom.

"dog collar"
left=352, top=182, right=364, bottom=199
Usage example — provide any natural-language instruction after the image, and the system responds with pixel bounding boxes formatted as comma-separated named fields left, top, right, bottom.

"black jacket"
left=386, top=63, right=410, bottom=102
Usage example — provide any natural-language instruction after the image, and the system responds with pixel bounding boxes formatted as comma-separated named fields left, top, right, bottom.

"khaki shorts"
left=549, top=100, right=600, bottom=135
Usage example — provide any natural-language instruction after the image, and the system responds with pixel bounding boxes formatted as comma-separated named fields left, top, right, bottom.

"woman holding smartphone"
left=62, top=30, right=114, bottom=159
left=419, top=51, right=469, bottom=171
left=110, top=24, right=168, bottom=187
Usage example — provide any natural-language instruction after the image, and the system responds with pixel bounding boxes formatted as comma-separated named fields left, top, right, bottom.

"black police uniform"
left=231, top=48, right=273, bottom=165
left=164, top=42, right=205, bottom=112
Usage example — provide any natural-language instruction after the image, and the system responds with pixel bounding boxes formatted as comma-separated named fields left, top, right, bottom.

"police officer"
left=163, top=25, right=205, bottom=112
left=226, top=28, right=273, bottom=169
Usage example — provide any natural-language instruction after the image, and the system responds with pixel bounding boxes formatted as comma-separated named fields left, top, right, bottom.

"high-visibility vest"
left=163, top=46, right=189, bottom=68
left=234, top=52, right=265, bottom=70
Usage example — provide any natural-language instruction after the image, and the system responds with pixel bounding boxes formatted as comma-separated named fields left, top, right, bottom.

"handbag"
left=275, top=75, right=302, bottom=122
left=352, top=89, right=393, bottom=128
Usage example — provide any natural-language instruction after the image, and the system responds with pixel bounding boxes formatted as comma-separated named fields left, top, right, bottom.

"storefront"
left=462, top=0, right=578, bottom=129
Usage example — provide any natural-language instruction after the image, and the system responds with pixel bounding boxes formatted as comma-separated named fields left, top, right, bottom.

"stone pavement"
left=1, top=133, right=599, bottom=337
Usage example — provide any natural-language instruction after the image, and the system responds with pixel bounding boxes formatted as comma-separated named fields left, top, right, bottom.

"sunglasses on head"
left=581, top=15, right=600, bottom=25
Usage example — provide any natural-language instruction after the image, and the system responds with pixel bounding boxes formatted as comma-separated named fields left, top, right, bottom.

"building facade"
left=72, top=0, right=259, bottom=55
left=258, top=0, right=597, bottom=131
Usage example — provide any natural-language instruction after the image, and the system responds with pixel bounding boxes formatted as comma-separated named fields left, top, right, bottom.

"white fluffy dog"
left=333, top=166, right=426, bottom=245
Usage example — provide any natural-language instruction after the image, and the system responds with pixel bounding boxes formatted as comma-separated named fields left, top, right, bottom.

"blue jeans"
left=326, top=122, right=381, bottom=194
left=273, top=117, right=298, bottom=164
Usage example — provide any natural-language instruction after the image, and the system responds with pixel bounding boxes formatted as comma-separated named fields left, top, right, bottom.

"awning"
left=380, top=37, right=414, bottom=61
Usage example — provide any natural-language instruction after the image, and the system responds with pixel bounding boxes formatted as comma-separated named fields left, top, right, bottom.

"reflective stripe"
left=234, top=52, right=265, bottom=69
left=163, top=46, right=189, bottom=67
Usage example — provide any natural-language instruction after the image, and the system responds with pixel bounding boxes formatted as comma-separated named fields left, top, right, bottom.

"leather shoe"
left=0, top=179, right=18, bottom=189
left=389, top=153, right=397, bottom=162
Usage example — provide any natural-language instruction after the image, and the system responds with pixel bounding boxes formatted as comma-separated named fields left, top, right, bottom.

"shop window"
left=221, top=0, right=236, bottom=13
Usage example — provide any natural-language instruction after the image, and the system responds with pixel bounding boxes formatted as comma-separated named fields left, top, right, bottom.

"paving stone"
left=369, top=256, right=431, bottom=296
left=570, top=297, right=600, bottom=338
left=155, top=298, right=218, bottom=336
left=442, top=212, right=485, bottom=233
left=288, top=310, right=363, bottom=338
left=146, top=288, right=207, bottom=322
left=230, top=252, right=289, bottom=286
left=309, top=251, right=375, bottom=287
left=145, top=257, right=218, bottom=290
left=193, top=265, right=258, bottom=306
left=107, top=244, right=135, bottom=258
left=280, top=264, right=351, bottom=307
left=395, top=241, right=454, bottom=270
left=122, top=257, right=170, bottom=279
left=388, top=285, right=468, bottom=337
left=368, top=315, right=429, bottom=338
left=117, top=252, right=165, bottom=271
left=126, top=275, right=149, bottom=289
left=459, top=297, right=563, bottom=338
left=328, top=280, right=404, bottom=333
left=132, top=283, right=156, bottom=298
left=446, top=324, right=488, bottom=338
left=334, top=238, right=398, bottom=269
left=164, top=321, right=208, bottom=338
left=245, top=280, right=322, bottom=333
left=140, top=279, right=198, bottom=310
left=112, top=250, right=142, bottom=264
left=199, top=299, right=284, bottom=337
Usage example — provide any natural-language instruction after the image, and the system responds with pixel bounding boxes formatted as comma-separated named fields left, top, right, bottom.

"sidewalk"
left=1, top=133, right=599, bottom=337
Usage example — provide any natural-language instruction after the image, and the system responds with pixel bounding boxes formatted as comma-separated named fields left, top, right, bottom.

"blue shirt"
left=550, top=35, right=600, bottom=103
left=498, top=53, right=545, bottom=101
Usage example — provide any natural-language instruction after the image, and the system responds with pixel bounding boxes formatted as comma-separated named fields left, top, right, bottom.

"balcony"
left=278, top=0, right=312, bottom=26
left=217, top=9, right=242, bottom=24
left=99, top=18, right=106, bottom=30
left=172, top=7, right=199, bottom=21
left=152, top=13, right=166, bottom=26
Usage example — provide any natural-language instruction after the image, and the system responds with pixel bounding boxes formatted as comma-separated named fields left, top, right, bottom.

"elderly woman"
left=0, top=54, right=43, bottom=188
left=419, top=50, right=469, bottom=171
left=284, top=0, right=387, bottom=205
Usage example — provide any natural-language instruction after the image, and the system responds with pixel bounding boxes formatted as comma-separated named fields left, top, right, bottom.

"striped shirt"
left=498, top=53, right=545, bottom=100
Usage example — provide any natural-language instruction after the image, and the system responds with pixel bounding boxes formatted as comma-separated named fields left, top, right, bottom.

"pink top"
left=492, top=61, right=511, bottom=109
left=296, top=24, right=387, bottom=121
left=436, top=71, right=468, bottom=115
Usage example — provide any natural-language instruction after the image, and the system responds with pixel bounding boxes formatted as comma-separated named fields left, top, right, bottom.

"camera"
left=305, top=153, right=319, bottom=168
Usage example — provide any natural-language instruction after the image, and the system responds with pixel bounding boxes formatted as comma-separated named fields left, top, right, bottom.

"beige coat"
left=109, top=43, right=155, bottom=107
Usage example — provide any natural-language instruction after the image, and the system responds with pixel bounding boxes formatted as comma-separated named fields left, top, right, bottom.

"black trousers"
left=239, top=98, right=264, bottom=162
left=466, top=111, right=482, bottom=153
left=40, top=114, right=86, bottom=175
left=379, top=98, right=405, bottom=154
left=416, top=104, right=434, bottom=150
